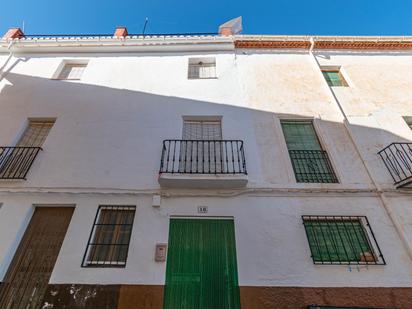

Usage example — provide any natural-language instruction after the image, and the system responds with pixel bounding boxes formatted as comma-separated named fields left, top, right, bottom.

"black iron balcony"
left=160, top=140, right=247, bottom=174
left=159, top=140, right=247, bottom=188
left=378, top=142, right=412, bottom=187
left=289, top=150, right=338, bottom=183
left=0, top=147, right=42, bottom=180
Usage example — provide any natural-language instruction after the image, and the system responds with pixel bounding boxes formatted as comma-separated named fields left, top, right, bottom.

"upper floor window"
left=281, top=120, right=338, bottom=183
left=82, top=205, right=136, bottom=267
left=182, top=119, right=222, bottom=140
left=18, top=119, right=55, bottom=147
left=302, top=215, right=385, bottom=265
left=57, top=63, right=87, bottom=80
left=188, top=57, right=217, bottom=79
left=321, top=67, right=348, bottom=87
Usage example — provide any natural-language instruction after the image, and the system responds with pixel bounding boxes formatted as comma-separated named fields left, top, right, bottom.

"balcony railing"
left=160, top=140, right=247, bottom=175
left=289, top=150, right=338, bottom=183
left=0, top=147, right=42, bottom=180
left=378, top=142, right=412, bottom=187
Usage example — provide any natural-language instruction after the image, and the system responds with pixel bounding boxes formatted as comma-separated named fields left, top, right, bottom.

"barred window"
left=82, top=206, right=136, bottom=267
left=302, top=216, right=385, bottom=265
left=17, top=120, right=55, bottom=147
left=58, top=63, right=87, bottom=80
left=188, top=57, right=216, bottom=79
left=321, top=68, right=348, bottom=87
left=281, top=120, right=338, bottom=183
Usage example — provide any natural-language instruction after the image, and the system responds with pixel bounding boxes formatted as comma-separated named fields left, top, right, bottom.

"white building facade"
left=0, top=25, right=412, bottom=308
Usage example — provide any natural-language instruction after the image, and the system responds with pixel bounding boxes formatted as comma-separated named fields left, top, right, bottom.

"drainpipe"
left=308, top=37, right=412, bottom=262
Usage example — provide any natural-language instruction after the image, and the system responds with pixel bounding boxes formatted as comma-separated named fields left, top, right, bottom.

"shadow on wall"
left=0, top=70, right=411, bottom=189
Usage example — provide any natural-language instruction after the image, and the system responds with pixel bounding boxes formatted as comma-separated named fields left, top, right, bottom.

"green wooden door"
left=164, top=218, right=240, bottom=309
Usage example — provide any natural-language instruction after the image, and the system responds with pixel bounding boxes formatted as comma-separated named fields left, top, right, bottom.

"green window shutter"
left=281, top=121, right=337, bottom=183
left=281, top=121, right=322, bottom=151
left=322, top=71, right=347, bottom=87
left=304, top=219, right=373, bottom=263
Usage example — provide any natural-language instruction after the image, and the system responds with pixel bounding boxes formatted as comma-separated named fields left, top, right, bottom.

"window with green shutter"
left=322, top=70, right=348, bottom=87
left=281, top=121, right=338, bottom=183
left=302, top=216, right=385, bottom=265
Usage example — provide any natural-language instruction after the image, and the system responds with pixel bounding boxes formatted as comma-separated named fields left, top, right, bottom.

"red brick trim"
left=235, top=40, right=311, bottom=49
left=235, top=39, right=412, bottom=50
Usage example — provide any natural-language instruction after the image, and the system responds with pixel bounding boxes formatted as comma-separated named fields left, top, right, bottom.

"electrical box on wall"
left=155, top=243, right=167, bottom=262
left=152, top=194, right=161, bottom=207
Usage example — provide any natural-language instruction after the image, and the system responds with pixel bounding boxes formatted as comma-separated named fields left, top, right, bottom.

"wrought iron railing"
left=378, top=142, right=412, bottom=187
left=160, top=140, right=247, bottom=175
left=0, top=147, right=42, bottom=179
left=289, top=150, right=338, bottom=183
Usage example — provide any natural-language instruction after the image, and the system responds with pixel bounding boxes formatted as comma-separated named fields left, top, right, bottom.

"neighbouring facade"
left=1, top=19, right=412, bottom=309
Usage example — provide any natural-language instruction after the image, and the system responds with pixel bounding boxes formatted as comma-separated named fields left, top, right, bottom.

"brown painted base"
left=42, top=284, right=412, bottom=309
left=240, top=286, right=412, bottom=309
left=43, top=284, right=163, bottom=309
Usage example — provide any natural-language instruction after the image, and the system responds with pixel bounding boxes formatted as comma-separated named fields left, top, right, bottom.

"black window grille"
left=289, top=150, right=338, bottom=183
left=82, top=205, right=136, bottom=267
left=302, top=216, right=385, bottom=265
left=378, top=142, right=412, bottom=187
left=281, top=120, right=338, bottom=183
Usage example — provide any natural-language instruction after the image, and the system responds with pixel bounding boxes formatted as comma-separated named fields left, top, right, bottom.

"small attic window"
left=57, top=62, right=88, bottom=80
left=188, top=57, right=217, bottom=79
left=321, top=67, right=348, bottom=87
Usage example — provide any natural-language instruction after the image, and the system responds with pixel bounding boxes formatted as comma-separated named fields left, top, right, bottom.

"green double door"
left=164, top=218, right=241, bottom=309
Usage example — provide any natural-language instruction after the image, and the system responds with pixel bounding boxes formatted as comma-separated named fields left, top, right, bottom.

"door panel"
left=164, top=218, right=240, bottom=309
left=0, top=207, right=74, bottom=309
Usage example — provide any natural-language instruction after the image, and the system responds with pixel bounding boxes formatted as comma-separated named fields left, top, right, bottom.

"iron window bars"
left=378, top=142, right=412, bottom=187
left=281, top=120, right=338, bottom=183
left=289, top=150, right=338, bottom=183
left=159, top=140, right=247, bottom=174
left=82, top=206, right=136, bottom=267
left=0, top=147, right=42, bottom=180
left=302, top=216, right=385, bottom=265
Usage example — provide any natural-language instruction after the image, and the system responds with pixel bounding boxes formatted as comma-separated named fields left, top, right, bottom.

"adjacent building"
left=1, top=19, right=412, bottom=308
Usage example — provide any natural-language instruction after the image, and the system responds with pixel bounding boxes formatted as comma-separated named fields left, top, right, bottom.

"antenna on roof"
left=22, top=20, right=25, bottom=32
left=142, top=17, right=149, bottom=35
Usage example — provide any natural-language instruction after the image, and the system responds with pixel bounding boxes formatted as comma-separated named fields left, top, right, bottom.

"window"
left=182, top=119, right=222, bottom=140
left=181, top=119, right=223, bottom=173
left=321, top=68, right=348, bottom=87
left=82, top=206, right=136, bottom=267
left=188, top=57, right=217, bottom=79
left=17, top=120, right=55, bottom=147
left=302, top=216, right=385, bottom=265
left=281, top=120, right=338, bottom=183
left=57, top=63, right=87, bottom=80
left=0, top=120, right=52, bottom=179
